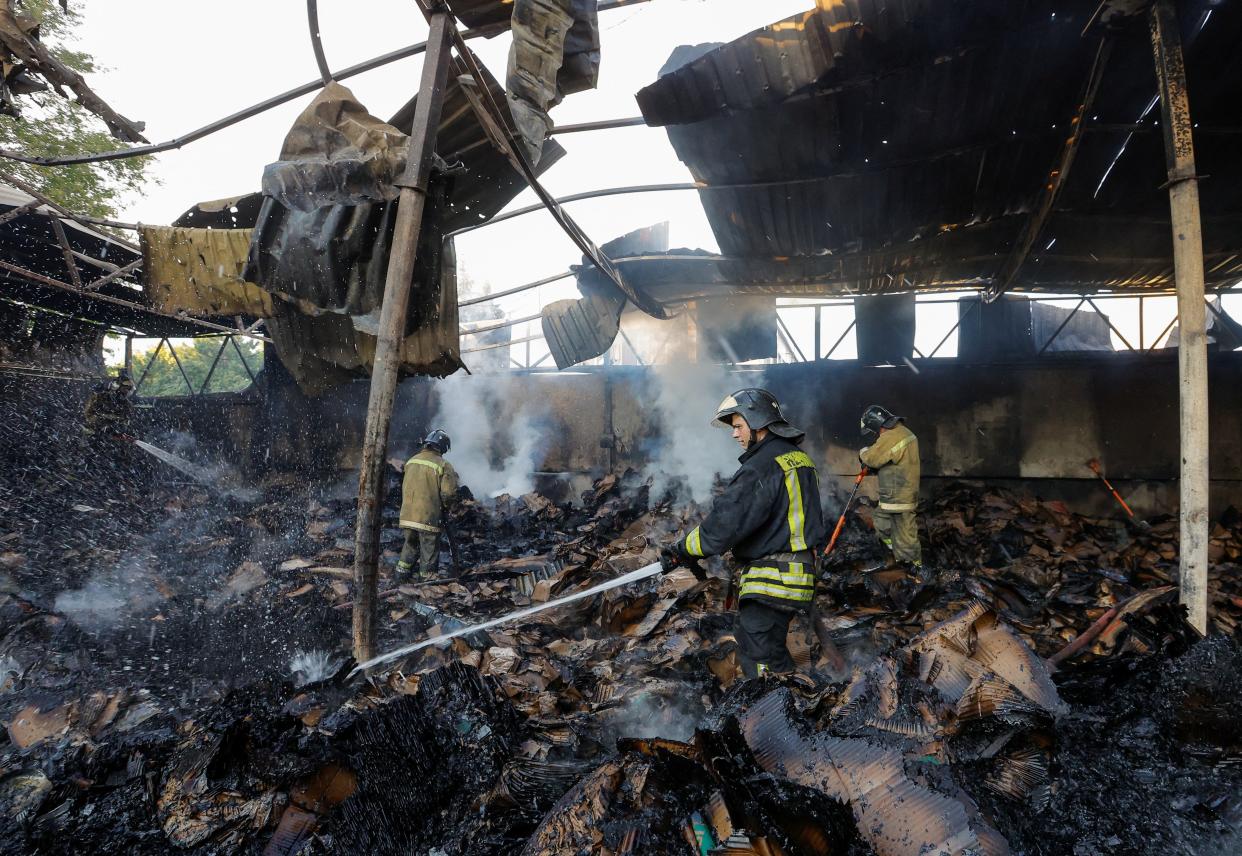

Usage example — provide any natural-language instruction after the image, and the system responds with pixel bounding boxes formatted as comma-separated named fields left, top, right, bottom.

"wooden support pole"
left=351, top=8, right=453, bottom=663
left=1150, top=0, right=1209, bottom=635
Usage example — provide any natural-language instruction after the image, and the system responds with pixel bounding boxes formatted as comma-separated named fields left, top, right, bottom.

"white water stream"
left=350, top=561, right=664, bottom=676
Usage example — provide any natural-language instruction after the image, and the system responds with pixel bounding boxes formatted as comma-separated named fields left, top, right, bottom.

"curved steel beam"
left=0, top=0, right=652, bottom=167
left=307, top=0, right=334, bottom=85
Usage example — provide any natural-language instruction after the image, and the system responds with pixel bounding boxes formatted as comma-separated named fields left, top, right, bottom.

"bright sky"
left=80, top=1, right=804, bottom=298
left=80, top=0, right=1237, bottom=368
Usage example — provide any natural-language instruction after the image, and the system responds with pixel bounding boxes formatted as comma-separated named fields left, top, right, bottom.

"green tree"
left=0, top=0, right=152, bottom=219
left=132, top=337, right=263, bottom=397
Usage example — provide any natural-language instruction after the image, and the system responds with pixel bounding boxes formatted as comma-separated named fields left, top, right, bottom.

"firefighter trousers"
left=398, top=528, right=439, bottom=577
left=873, top=508, right=922, bottom=565
left=734, top=600, right=796, bottom=678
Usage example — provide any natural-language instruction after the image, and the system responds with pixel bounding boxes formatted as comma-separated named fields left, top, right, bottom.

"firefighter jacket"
left=399, top=448, right=459, bottom=533
left=83, top=388, right=133, bottom=435
left=859, top=422, right=920, bottom=512
left=675, top=435, right=826, bottom=613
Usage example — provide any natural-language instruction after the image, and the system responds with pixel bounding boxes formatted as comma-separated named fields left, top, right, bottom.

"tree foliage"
left=0, top=0, right=152, bottom=219
left=131, top=337, right=263, bottom=397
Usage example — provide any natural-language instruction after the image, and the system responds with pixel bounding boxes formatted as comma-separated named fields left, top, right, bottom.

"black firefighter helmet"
left=713, top=388, right=804, bottom=445
left=860, top=404, right=902, bottom=438
left=423, top=428, right=451, bottom=455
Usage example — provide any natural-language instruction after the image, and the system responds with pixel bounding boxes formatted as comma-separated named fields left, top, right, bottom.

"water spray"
left=350, top=561, right=664, bottom=676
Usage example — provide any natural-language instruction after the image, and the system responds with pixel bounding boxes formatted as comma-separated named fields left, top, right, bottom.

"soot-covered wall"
left=175, top=353, right=1242, bottom=516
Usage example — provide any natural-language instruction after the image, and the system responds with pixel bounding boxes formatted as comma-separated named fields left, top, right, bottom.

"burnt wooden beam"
left=1150, top=0, right=1209, bottom=634
left=352, top=5, right=454, bottom=664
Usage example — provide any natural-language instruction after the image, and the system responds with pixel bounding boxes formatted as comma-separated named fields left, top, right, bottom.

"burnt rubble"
left=2, top=454, right=1241, bottom=854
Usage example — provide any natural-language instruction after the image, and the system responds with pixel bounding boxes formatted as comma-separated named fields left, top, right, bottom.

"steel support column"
left=1151, top=0, right=1208, bottom=634
left=352, top=8, right=453, bottom=662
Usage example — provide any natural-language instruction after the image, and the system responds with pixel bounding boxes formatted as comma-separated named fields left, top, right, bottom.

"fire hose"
left=350, top=561, right=664, bottom=675
left=1086, top=458, right=1150, bottom=530
left=824, top=469, right=867, bottom=558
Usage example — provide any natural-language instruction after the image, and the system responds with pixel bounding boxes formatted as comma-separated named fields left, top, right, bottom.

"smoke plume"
left=647, top=362, right=739, bottom=504
left=431, top=373, right=546, bottom=498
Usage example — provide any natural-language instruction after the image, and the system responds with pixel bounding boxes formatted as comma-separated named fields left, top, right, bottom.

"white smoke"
left=430, top=373, right=545, bottom=498
left=54, top=553, right=163, bottom=630
left=647, top=362, right=739, bottom=504
left=598, top=684, right=704, bottom=743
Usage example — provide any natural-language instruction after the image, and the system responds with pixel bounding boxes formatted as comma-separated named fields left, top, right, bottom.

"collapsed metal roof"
left=0, top=185, right=205, bottom=338
left=619, top=0, right=1242, bottom=299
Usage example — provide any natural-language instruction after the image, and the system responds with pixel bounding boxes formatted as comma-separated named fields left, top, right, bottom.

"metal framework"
left=484, top=288, right=1240, bottom=371
left=0, top=175, right=272, bottom=343
left=130, top=334, right=262, bottom=397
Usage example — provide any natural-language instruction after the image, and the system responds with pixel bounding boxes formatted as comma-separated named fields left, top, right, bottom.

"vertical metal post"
left=1151, top=0, right=1208, bottom=634
left=352, top=9, right=454, bottom=663
left=1139, top=295, right=1145, bottom=350
left=814, top=305, right=822, bottom=360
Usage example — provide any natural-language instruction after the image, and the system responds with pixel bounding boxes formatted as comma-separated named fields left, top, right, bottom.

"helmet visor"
left=712, top=394, right=741, bottom=429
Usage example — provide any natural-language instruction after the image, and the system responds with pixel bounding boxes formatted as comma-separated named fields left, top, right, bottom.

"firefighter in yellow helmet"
left=396, top=429, right=459, bottom=580
left=661, top=389, right=826, bottom=678
left=858, top=405, right=923, bottom=572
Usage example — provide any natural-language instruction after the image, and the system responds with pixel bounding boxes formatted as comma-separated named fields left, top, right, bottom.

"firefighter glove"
left=659, top=545, right=682, bottom=572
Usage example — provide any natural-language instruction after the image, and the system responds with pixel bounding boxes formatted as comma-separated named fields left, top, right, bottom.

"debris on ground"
left=2, top=452, right=1240, bottom=854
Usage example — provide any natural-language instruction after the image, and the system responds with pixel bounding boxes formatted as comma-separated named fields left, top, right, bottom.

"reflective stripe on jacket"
left=676, top=435, right=825, bottom=613
left=399, top=449, right=459, bottom=531
left=860, top=422, right=920, bottom=512
left=738, top=559, right=816, bottom=610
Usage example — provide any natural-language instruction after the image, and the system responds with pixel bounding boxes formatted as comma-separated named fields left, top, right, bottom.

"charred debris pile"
left=2, top=462, right=1241, bottom=855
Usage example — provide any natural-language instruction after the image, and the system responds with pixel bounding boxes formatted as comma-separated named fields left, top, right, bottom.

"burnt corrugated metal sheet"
left=738, top=688, right=1007, bottom=856
left=632, top=0, right=1242, bottom=296
left=544, top=222, right=668, bottom=368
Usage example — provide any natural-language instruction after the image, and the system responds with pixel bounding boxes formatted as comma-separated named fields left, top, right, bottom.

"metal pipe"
left=444, top=14, right=666, bottom=320
left=306, top=0, right=333, bottom=85
left=198, top=337, right=229, bottom=394
left=0, top=0, right=654, bottom=167
left=229, top=334, right=259, bottom=384
left=133, top=337, right=165, bottom=393
left=459, top=270, right=572, bottom=306
left=164, top=338, right=197, bottom=395
left=825, top=319, right=856, bottom=359
left=1084, top=295, right=1137, bottom=351
left=0, top=171, right=142, bottom=249
left=987, top=35, right=1113, bottom=302
left=461, top=311, right=541, bottom=336
left=462, top=332, right=542, bottom=354
left=551, top=116, right=646, bottom=133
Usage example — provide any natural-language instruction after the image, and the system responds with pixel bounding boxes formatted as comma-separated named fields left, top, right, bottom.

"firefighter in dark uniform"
left=661, top=389, right=826, bottom=678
